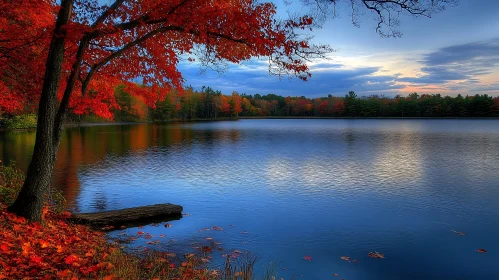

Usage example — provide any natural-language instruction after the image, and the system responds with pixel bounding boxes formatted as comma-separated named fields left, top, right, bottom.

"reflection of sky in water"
left=2, top=119, right=499, bottom=279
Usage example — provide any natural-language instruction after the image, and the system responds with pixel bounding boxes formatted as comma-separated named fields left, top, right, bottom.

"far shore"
left=3, top=116, right=499, bottom=132
left=239, top=116, right=499, bottom=120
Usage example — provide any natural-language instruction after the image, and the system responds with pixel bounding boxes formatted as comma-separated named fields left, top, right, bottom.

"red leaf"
left=65, top=254, right=79, bottom=265
left=303, top=256, right=312, bottom=261
left=30, top=255, right=43, bottom=264
left=0, top=244, right=9, bottom=252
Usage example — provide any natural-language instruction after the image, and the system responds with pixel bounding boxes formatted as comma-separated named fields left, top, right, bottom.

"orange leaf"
left=103, top=274, right=115, bottom=280
left=40, top=241, right=49, bottom=248
left=57, top=269, right=72, bottom=277
left=22, top=242, right=31, bottom=255
left=368, top=251, right=385, bottom=259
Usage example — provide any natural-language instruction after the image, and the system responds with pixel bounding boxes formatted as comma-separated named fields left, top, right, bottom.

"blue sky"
left=179, top=0, right=499, bottom=97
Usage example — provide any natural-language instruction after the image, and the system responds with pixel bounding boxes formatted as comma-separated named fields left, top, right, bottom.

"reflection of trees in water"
left=92, top=192, right=108, bottom=211
left=0, top=123, right=243, bottom=209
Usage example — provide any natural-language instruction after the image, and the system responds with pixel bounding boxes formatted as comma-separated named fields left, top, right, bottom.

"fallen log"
left=70, top=203, right=183, bottom=230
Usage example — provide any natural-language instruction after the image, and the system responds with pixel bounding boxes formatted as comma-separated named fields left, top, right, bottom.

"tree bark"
left=7, top=0, right=74, bottom=221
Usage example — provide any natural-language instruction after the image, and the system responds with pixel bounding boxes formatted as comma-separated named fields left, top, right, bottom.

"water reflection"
left=2, top=120, right=499, bottom=279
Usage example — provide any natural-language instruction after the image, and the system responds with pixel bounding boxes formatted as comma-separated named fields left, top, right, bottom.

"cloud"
left=400, top=38, right=499, bottom=86
left=178, top=38, right=499, bottom=97
left=180, top=61, right=404, bottom=97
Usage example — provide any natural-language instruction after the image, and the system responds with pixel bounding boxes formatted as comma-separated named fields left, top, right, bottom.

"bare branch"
left=300, top=0, right=459, bottom=37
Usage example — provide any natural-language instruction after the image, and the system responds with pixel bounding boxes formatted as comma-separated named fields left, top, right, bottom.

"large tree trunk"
left=7, top=0, right=74, bottom=222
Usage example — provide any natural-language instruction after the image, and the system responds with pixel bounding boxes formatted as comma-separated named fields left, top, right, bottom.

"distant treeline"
left=120, top=88, right=499, bottom=121
left=3, top=86, right=499, bottom=126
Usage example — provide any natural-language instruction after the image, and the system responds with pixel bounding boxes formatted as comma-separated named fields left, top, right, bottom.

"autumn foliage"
left=0, top=0, right=327, bottom=119
left=0, top=206, right=116, bottom=279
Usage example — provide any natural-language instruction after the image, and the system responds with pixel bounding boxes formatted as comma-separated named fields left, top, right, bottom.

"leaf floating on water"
left=165, top=252, right=176, bottom=258
left=100, top=225, right=115, bottom=231
left=303, top=256, right=312, bottom=261
left=205, top=237, right=212, bottom=241
left=476, top=248, right=487, bottom=253
left=353, top=259, right=360, bottom=263
left=164, top=223, right=172, bottom=228
left=368, top=251, right=385, bottom=259
left=333, top=273, right=338, bottom=277
left=182, top=213, right=192, bottom=216
left=213, top=226, right=224, bottom=231
left=340, top=256, right=350, bottom=262
left=451, top=230, right=467, bottom=236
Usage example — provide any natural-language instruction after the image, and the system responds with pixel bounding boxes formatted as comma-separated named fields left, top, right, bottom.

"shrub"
left=0, top=162, right=25, bottom=206
left=3, top=114, right=37, bottom=129
left=0, top=162, right=66, bottom=212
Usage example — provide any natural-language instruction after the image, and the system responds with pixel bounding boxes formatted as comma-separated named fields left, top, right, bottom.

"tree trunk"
left=7, top=0, right=74, bottom=221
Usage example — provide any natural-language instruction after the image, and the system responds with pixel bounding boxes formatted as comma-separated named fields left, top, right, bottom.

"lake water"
left=1, top=119, right=499, bottom=279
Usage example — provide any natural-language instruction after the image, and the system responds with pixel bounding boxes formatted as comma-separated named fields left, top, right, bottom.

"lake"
left=1, top=119, right=499, bottom=279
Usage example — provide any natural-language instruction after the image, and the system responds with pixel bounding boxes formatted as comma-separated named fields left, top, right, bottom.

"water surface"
left=1, top=119, right=499, bottom=279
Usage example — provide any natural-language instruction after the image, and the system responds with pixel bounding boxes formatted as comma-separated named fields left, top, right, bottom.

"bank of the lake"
left=0, top=116, right=239, bottom=132
left=240, top=116, right=499, bottom=119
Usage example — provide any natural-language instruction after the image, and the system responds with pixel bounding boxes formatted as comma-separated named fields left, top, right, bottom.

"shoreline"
left=0, top=117, right=240, bottom=132
left=3, top=116, right=499, bottom=132
left=239, top=116, right=499, bottom=120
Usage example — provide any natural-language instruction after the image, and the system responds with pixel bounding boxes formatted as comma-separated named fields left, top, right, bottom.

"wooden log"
left=70, top=203, right=183, bottom=229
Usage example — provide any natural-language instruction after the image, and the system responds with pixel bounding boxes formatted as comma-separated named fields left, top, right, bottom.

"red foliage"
left=1, top=0, right=323, bottom=118
left=0, top=0, right=55, bottom=113
left=0, top=206, right=115, bottom=279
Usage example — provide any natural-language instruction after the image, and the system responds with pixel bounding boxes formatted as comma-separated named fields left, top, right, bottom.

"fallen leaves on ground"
left=0, top=206, right=115, bottom=279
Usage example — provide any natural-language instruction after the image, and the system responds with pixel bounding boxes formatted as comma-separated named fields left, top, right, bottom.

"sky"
left=179, top=0, right=499, bottom=97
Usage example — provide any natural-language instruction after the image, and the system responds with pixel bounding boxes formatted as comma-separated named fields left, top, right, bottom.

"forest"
left=77, top=86, right=499, bottom=121
left=3, top=86, right=499, bottom=127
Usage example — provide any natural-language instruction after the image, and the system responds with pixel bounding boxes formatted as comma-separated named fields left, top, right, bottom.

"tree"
left=300, top=0, right=459, bottom=37
left=2, top=0, right=329, bottom=221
